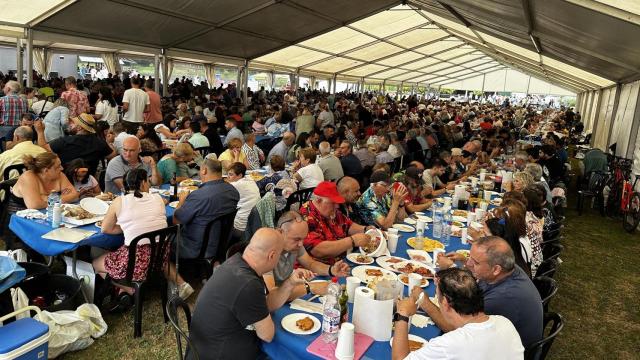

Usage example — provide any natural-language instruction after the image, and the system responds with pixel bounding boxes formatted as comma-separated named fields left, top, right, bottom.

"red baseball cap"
left=313, top=181, right=345, bottom=204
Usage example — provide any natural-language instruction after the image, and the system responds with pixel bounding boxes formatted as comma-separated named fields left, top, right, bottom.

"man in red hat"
left=300, top=181, right=376, bottom=264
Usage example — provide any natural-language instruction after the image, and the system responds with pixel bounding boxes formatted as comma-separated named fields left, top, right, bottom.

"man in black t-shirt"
left=198, top=117, right=224, bottom=156
left=35, top=113, right=115, bottom=175
left=187, top=228, right=313, bottom=360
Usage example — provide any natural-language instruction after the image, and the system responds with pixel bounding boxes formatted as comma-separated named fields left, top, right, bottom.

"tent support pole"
left=25, top=29, right=33, bottom=88
left=242, top=60, right=249, bottom=105
left=332, top=74, right=337, bottom=94
left=153, top=53, right=160, bottom=93
left=270, top=71, right=276, bottom=90
left=161, top=49, right=168, bottom=96
left=16, top=39, right=22, bottom=85
left=236, top=66, right=242, bottom=99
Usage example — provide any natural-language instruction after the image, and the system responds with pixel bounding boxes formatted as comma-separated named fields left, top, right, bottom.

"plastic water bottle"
left=52, top=203, right=62, bottom=228
left=47, top=191, right=61, bottom=225
left=432, top=207, right=443, bottom=239
left=322, top=278, right=341, bottom=343
left=442, top=212, right=452, bottom=247
left=415, top=223, right=425, bottom=250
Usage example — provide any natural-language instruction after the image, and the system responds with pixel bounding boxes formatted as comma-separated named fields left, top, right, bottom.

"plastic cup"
left=483, top=191, right=493, bottom=201
left=387, top=228, right=399, bottom=235
left=479, top=172, right=486, bottom=182
left=408, top=273, right=422, bottom=290
left=335, top=322, right=355, bottom=360
left=346, top=276, right=360, bottom=303
left=432, top=248, right=445, bottom=267
left=480, top=201, right=489, bottom=211
left=475, top=208, right=486, bottom=221
left=461, top=228, right=468, bottom=245
left=387, top=234, right=399, bottom=253
left=467, top=211, right=476, bottom=224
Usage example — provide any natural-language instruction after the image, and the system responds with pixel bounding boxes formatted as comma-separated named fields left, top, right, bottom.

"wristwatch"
left=304, top=282, right=312, bottom=294
left=393, top=312, right=410, bottom=323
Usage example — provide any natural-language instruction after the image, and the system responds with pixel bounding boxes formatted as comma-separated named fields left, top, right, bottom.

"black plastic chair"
left=2, top=163, right=26, bottom=182
left=284, top=187, right=315, bottom=212
left=226, top=240, right=249, bottom=260
left=536, top=258, right=559, bottom=279
left=576, top=171, right=606, bottom=216
left=188, top=211, right=237, bottom=281
left=542, top=243, right=564, bottom=261
left=194, top=146, right=210, bottom=157
left=543, top=228, right=561, bottom=242
left=532, top=276, right=558, bottom=313
left=166, top=296, right=198, bottom=360
left=109, top=225, right=178, bottom=338
left=0, top=176, right=19, bottom=237
left=525, top=312, right=564, bottom=360
left=392, top=157, right=402, bottom=173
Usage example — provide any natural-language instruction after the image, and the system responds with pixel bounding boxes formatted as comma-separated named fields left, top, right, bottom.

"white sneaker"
left=178, top=282, right=194, bottom=300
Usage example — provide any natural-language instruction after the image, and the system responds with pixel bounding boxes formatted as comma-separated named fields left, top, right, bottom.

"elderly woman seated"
left=157, top=142, right=196, bottom=184
left=93, top=169, right=193, bottom=311
left=10, top=153, right=78, bottom=211
left=218, top=138, right=249, bottom=175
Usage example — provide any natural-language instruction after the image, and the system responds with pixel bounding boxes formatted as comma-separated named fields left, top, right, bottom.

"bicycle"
left=621, top=175, right=640, bottom=233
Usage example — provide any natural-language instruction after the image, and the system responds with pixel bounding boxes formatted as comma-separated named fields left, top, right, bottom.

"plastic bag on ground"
left=11, top=287, right=29, bottom=320
left=34, top=303, right=108, bottom=358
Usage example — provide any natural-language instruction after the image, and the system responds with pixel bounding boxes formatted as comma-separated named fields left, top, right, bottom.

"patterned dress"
left=525, top=211, right=544, bottom=277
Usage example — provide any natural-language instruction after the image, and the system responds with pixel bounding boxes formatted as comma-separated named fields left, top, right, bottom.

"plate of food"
left=456, top=249, right=471, bottom=258
left=406, top=249, right=433, bottom=264
left=351, top=265, right=397, bottom=284
left=451, top=209, right=468, bottom=217
left=281, top=313, right=321, bottom=335
left=398, top=273, right=429, bottom=288
left=346, top=253, right=374, bottom=265
left=169, top=201, right=179, bottom=208
left=389, top=260, right=435, bottom=278
left=95, top=221, right=102, bottom=228
left=360, top=229, right=386, bottom=257
left=490, top=198, right=503, bottom=206
left=179, top=179, right=201, bottom=187
left=375, top=256, right=407, bottom=271
left=392, top=224, right=414, bottom=232
left=95, top=192, right=116, bottom=201
left=415, top=215, right=432, bottom=222
left=80, top=197, right=109, bottom=216
left=404, top=217, right=417, bottom=225
left=452, top=215, right=467, bottom=223
left=61, top=204, right=103, bottom=225
left=390, top=334, right=428, bottom=352
left=451, top=225, right=464, bottom=237
left=451, top=220, right=465, bottom=228
left=407, top=237, right=445, bottom=252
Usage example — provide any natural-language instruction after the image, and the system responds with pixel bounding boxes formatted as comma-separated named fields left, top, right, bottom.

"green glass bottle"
left=339, top=284, right=349, bottom=324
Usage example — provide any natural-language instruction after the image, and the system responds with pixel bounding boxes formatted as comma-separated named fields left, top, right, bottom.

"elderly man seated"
left=420, top=236, right=543, bottom=348
left=104, top=136, right=162, bottom=194
left=300, top=181, right=375, bottom=264
left=393, top=267, right=524, bottom=360
left=354, top=170, right=408, bottom=229
left=264, top=211, right=350, bottom=300
left=317, top=141, right=343, bottom=181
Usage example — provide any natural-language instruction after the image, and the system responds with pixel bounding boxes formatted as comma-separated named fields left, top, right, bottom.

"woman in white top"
left=293, top=147, right=324, bottom=190
left=92, top=169, right=194, bottom=309
left=94, top=87, right=119, bottom=125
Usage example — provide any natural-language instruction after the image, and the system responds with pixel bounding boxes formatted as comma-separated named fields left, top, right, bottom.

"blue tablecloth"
left=8, top=206, right=176, bottom=257
left=261, top=205, right=473, bottom=360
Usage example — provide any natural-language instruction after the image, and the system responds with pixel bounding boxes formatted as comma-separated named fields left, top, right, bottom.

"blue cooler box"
left=0, top=307, right=49, bottom=360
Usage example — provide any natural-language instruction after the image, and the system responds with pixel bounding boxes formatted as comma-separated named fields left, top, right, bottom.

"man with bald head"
left=267, top=131, right=295, bottom=163
left=104, top=136, right=161, bottom=193
left=416, top=236, right=543, bottom=348
left=264, top=211, right=350, bottom=300
left=188, top=228, right=313, bottom=360
left=0, top=126, right=45, bottom=183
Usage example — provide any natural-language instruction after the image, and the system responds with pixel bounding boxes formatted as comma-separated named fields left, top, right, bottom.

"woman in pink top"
left=93, top=169, right=193, bottom=310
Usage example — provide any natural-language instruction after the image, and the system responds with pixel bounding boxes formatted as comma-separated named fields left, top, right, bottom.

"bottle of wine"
left=170, top=172, right=178, bottom=202
left=339, top=284, right=349, bottom=324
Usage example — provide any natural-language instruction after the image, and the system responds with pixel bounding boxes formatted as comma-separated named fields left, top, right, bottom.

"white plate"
left=450, top=225, right=464, bottom=237
left=346, top=252, right=374, bottom=265
left=375, top=256, right=407, bottom=271
left=450, top=210, right=469, bottom=217
left=397, top=273, right=429, bottom=288
left=378, top=258, right=435, bottom=277
left=80, top=198, right=109, bottom=216
left=416, top=215, right=432, bottom=223
left=414, top=211, right=425, bottom=216
left=60, top=204, right=104, bottom=225
left=490, top=198, right=503, bottom=206
left=390, top=334, right=428, bottom=351
left=393, top=224, right=414, bottom=232
left=452, top=215, right=467, bottom=223
left=351, top=265, right=398, bottom=284
left=456, top=249, right=471, bottom=258
left=404, top=218, right=417, bottom=225
left=281, top=313, right=321, bottom=335
left=169, top=201, right=179, bottom=208
left=406, top=249, right=433, bottom=264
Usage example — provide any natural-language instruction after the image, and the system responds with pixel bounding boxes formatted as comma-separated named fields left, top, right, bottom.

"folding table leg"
left=71, top=249, right=91, bottom=304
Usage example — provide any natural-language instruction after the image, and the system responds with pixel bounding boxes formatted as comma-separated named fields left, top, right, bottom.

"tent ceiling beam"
left=360, top=43, right=469, bottom=78
left=411, top=7, right=597, bottom=91
left=402, top=58, right=498, bottom=83
left=565, top=0, right=640, bottom=26
left=335, top=34, right=454, bottom=75
left=376, top=48, right=483, bottom=80
left=521, top=0, right=542, bottom=54
left=27, top=0, right=77, bottom=28
left=434, top=66, right=507, bottom=87
left=298, top=22, right=431, bottom=69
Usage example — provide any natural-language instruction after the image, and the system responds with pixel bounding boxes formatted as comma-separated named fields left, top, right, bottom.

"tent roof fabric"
left=1, top=0, right=638, bottom=94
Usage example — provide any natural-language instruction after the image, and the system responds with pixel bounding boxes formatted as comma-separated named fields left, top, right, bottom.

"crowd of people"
left=0, top=69, right=580, bottom=359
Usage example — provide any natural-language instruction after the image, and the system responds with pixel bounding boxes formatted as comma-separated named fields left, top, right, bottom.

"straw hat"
left=70, top=113, right=96, bottom=133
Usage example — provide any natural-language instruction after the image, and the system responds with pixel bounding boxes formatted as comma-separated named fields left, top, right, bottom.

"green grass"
left=4, top=197, right=639, bottom=359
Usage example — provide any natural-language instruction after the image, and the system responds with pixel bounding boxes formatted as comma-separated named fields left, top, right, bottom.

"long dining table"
left=260, top=195, right=493, bottom=360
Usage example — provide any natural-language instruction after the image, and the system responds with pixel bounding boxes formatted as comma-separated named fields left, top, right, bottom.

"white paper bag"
left=352, top=287, right=393, bottom=341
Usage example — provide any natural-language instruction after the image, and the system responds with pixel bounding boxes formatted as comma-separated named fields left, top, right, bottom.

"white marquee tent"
left=0, top=0, right=639, bottom=159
